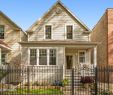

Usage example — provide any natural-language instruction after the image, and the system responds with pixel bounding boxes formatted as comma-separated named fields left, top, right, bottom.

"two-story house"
left=0, top=11, right=26, bottom=67
left=20, top=1, right=97, bottom=74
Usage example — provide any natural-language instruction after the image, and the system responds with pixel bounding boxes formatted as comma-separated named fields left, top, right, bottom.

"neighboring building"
left=91, top=9, right=113, bottom=66
left=0, top=11, right=26, bottom=67
left=20, top=1, right=97, bottom=72
left=0, top=40, right=11, bottom=65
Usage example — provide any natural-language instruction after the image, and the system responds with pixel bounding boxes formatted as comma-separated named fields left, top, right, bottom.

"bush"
left=32, top=81, right=39, bottom=86
left=53, top=79, right=69, bottom=87
left=32, top=81, right=49, bottom=86
left=62, top=79, right=69, bottom=86
left=53, top=80, right=62, bottom=86
left=80, top=76, right=94, bottom=84
left=99, top=89, right=113, bottom=95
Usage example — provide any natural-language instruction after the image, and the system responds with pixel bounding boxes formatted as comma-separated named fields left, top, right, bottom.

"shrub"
left=53, top=80, right=62, bottom=86
left=80, top=76, right=94, bottom=84
left=24, top=82, right=33, bottom=86
left=62, top=79, right=69, bottom=86
left=53, top=79, right=69, bottom=87
left=99, top=89, right=113, bottom=95
left=32, top=81, right=39, bottom=86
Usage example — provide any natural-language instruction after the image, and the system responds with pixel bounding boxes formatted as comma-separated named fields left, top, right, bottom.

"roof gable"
left=27, top=1, right=90, bottom=32
left=0, top=11, right=21, bottom=30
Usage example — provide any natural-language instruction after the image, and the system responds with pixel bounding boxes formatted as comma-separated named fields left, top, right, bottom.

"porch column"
left=94, top=46, right=97, bottom=67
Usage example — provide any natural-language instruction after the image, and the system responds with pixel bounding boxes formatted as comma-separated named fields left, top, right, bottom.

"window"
left=49, top=49, right=56, bottom=65
left=39, top=49, right=47, bottom=65
left=30, top=49, right=37, bottom=65
left=66, top=25, right=73, bottom=39
left=29, top=48, right=57, bottom=65
left=79, top=51, right=86, bottom=64
left=45, top=25, right=51, bottom=39
left=1, top=53, right=6, bottom=64
left=0, top=25, right=4, bottom=39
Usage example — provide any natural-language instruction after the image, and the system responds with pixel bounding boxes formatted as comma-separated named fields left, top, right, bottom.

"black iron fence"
left=0, top=65, right=113, bottom=95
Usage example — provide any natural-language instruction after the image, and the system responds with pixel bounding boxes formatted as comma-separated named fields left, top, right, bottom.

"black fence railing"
left=0, top=65, right=113, bottom=95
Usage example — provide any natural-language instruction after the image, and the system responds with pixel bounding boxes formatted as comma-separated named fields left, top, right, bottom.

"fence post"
left=107, top=66, right=109, bottom=91
left=27, top=67, right=30, bottom=93
left=95, top=67, right=98, bottom=95
left=72, top=68, right=74, bottom=95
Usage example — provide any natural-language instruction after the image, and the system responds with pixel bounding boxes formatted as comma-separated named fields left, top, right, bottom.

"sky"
left=0, top=0, right=113, bottom=31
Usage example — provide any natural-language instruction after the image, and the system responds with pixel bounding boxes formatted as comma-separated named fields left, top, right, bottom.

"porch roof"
left=19, top=41, right=98, bottom=48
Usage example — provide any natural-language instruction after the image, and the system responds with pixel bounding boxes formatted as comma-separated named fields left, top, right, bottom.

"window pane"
left=39, top=49, right=47, bottom=65
left=0, top=25, right=4, bottom=39
left=67, top=25, right=73, bottom=39
left=45, top=25, right=51, bottom=39
left=49, top=49, right=56, bottom=65
left=30, top=49, right=37, bottom=65
left=1, top=53, right=6, bottom=64
left=79, top=51, right=85, bottom=63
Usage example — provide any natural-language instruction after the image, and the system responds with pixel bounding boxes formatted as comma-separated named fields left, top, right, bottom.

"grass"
left=6, top=88, right=63, bottom=95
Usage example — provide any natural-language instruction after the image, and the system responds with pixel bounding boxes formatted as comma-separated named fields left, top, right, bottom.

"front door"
left=66, top=55, right=73, bottom=69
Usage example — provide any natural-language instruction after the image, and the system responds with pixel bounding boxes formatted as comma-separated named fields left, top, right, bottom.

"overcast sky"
left=0, top=0, right=113, bottom=30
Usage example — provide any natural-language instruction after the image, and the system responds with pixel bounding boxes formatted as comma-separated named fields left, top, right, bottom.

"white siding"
left=28, top=5, right=89, bottom=41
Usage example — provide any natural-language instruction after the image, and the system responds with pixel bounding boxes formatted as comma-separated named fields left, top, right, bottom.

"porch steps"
left=65, top=70, right=82, bottom=87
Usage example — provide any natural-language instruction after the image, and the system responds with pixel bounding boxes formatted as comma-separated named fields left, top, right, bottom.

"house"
left=91, top=9, right=113, bottom=66
left=0, top=11, right=26, bottom=67
left=20, top=1, right=98, bottom=75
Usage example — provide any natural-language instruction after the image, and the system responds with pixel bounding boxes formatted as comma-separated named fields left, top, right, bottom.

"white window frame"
left=28, top=47, right=58, bottom=66
left=65, top=24, right=74, bottom=40
left=78, top=50, right=86, bottom=64
left=44, top=25, right=53, bottom=40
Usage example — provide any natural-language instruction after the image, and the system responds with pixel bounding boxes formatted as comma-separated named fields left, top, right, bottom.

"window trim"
left=78, top=50, right=86, bottom=64
left=28, top=47, right=58, bottom=66
left=29, top=49, right=37, bottom=65
left=0, top=25, right=5, bottom=39
left=65, top=24, right=74, bottom=40
left=44, top=25, right=52, bottom=40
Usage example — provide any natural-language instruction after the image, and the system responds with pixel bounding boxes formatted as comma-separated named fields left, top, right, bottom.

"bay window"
left=29, top=48, right=57, bottom=65
left=49, top=49, right=56, bottom=65
left=30, top=49, right=37, bottom=65
left=39, top=49, right=47, bottom=65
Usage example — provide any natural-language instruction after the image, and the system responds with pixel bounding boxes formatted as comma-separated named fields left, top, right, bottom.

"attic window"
left=66, top=25, right=73, bottom=39
left=45, top=25, right=52, bottom=39
left=0, top=25, right=4, bottom=39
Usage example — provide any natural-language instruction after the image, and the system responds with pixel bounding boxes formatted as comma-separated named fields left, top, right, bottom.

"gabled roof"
left=27, top=1, right=90, bottom=32
left=0, top=11, right=21, bottom=30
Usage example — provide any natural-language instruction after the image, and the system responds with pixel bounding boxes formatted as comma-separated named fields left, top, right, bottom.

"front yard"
left=5, top=88, right=63, bottom=95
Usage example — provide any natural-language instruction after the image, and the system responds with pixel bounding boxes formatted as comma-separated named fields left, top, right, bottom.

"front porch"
left=64, top=45, right=97, bottom=70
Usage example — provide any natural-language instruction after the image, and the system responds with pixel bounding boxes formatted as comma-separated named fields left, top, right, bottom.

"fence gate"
left=65, top=67, right=95, bottom=95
